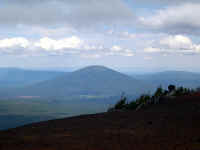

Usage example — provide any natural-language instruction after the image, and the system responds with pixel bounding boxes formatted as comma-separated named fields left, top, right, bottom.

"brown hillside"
left=1, top=93, right=200, bottom=150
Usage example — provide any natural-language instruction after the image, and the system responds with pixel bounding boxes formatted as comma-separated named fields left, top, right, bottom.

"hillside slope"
left=1, top=93, right=200, bottom=150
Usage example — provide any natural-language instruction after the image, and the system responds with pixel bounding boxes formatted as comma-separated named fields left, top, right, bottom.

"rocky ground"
left=1, top=93, right=200, bottom=150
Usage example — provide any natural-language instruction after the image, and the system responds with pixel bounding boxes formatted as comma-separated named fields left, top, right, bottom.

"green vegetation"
left=113, top=95, right=127, bottom=110
left=109, top=85, right=196, bottom=112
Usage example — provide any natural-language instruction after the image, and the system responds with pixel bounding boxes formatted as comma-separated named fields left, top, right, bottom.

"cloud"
left=34, top=36, right=82, bottom=51
left=139, top=3, right=200, bottom=34
left=134, top=0, right=199, bottom=5
left=0, top=36, right=83, bottom=56
left=121, top=49, right=135, bottom=56
left=144, top=47, right=161, bottom=53
left=109, top=46, right=134, bottom=56
left=0, top=36, right=135, bottom=57
left=144, top=35, right=200, bottom=54
left=159, top=35, right=193, bottom=50
left=108, top=30, right=136, bottom=39
left=0, top=37, right=30, bottom=48
left=1, top=0, right=135, bottom=27
left=83, top=45, right=104, bottom=51
left=111, top=45, right=122, bottom=52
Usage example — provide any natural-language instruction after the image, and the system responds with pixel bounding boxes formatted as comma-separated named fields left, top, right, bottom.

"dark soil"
left=1, top=93, right=200, bottom=150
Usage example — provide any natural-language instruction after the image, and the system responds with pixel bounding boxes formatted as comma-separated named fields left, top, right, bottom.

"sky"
left=0, top=0, right=200, bottom=72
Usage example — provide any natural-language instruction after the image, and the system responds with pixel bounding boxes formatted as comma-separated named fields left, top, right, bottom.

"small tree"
left=174, top=86, right=194, bottom=96
left=164, top=90, right=168, bottom=95
left=174, top=86, right=184, bottom=96
left=154, top=86, right=164, bottom=97
left=168, top=85, right=176, bottom=93
left=127, top=101, right=138, bottom=110
left=113, top=95, right=127, bottom=110
left=136, top=94, right=151, bottom=105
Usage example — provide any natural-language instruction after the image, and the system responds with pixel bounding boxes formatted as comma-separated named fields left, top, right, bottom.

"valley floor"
left=1, top=93, right=200, bottom=150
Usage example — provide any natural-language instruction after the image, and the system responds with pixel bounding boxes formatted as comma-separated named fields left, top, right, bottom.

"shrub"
left=113, top=96, right=127, bottom=110
left=164, top=90, right=168, bottom=95
left=168, top=85, right=176, bottom=92
left=154, top=86, right=164, bottom=97
left=126, top=101, right=138, bottom=110
left=136, top=94, right=151, bottom=105
left=109, top=85, right=197, bottom=112
left=170, top=86, right=195, bottom=96
left=174, top=86, right=184, bottom=96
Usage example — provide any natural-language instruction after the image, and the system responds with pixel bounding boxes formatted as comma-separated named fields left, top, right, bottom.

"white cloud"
left=144, top=35, right=200, bottom=54
left=111, top=45, right=122, bottom=52
left=0, top=37, right=30, bottom=48
left=110, top=46, right=134, bottom=56
left=159, top=35, right=193, bottom=49
left=83, top=45, right=104, bottom=51
left=144, top=47, right=161, bottom=53
left=34, top=36, right=82, bottom=51
left=193, top=45, right=200, bottom=52
left=121, top=52, right=134, bottom=57
left=122, top=49, right=135, bottom=56
left=0, top=36, right=135, bottom=58
left=110, top=45, right=134, bottom=56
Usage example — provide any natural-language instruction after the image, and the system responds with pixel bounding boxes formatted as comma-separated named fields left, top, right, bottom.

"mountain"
left=9, top=66, right=151, bottom=99
left=0, top=68, right=65, bottom=88
left=132, top=71, right=200, bottom=89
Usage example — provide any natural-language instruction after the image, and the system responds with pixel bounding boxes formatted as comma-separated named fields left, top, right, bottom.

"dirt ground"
left=1, top=93, right=200, bottom=150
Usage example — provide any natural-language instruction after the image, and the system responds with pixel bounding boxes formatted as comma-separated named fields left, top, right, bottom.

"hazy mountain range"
left=5, top=66, right=150, bottom=99
left=0, top=68, right=65, bottom=88
left=132, top=71, right=200, bottom=89
left=0, top=66, right=200, bottom=99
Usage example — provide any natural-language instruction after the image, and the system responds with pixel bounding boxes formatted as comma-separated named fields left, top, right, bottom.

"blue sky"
left=0, top=0, right=200, bottom=72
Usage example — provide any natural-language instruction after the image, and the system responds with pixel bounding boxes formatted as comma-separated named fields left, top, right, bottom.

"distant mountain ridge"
left=8, top=66, right=151, bottom=99
left=2, top=67, right=200, bottom=100
left=0, top=68, right=66, bottom=88
left=132, top=71, right=200, bottom=89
